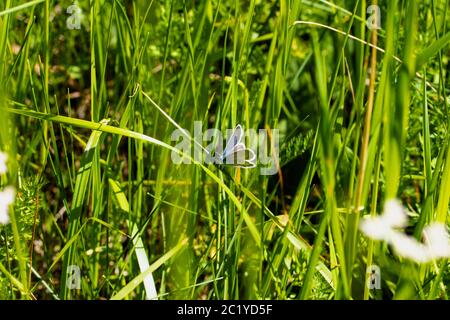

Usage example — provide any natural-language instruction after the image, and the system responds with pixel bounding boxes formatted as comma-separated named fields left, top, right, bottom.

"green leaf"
left=416, top=32, right=450, bottom=70
left=110, top=238, right=187, bottom=300
left=109, top=179, right=158, bottom=300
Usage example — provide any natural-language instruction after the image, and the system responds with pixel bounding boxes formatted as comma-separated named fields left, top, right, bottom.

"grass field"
left=1, top=0, right=450, bottom=300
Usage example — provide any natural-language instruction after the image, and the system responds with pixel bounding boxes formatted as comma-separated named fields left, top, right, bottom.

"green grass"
left=0, top=0, right=450, bottom=300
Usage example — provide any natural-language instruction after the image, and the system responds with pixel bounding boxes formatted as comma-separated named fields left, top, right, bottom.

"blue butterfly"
left=212, top=125, right=256, bottom=168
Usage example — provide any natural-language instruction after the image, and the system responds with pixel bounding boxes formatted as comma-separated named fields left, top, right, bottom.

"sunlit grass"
left=0, top=0, right=450, bottom=300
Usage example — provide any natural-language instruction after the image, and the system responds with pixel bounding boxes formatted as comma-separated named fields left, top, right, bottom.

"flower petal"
left=0, top=186, right=16, bottom=225
left=382, top=199, right=408, bottom=228
left=0, top=152, right=7, bottom=175
left=389, top=232, right=429, bottom=263
left=360, top=217, right=392, bottom=240
left=423, top=223, right=450, bottom=259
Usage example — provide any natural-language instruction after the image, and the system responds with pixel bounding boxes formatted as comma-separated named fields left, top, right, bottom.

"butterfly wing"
left=223, top=143, right=257, bottom=168
left=222, top=125, right=244, bottom=159
left=215, top=125, right=256, bottom=168
left=239, top=147, right=257, bottom=168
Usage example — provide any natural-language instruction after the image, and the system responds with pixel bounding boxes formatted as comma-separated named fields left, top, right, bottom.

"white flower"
left=0, top=187, right=15, bottom=225
left=423, top=223, right=450, bottom=259
left=383, top=199, right=408, bottom=228
left=0, top=152, right=7, bottom=174
left=360, top=199, right=450, bottom=263
left=389, top=232, right=429, bottom=263
left=360, top=216, right=393, bottom=240
left=359, top=199, right=408, bottom=241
